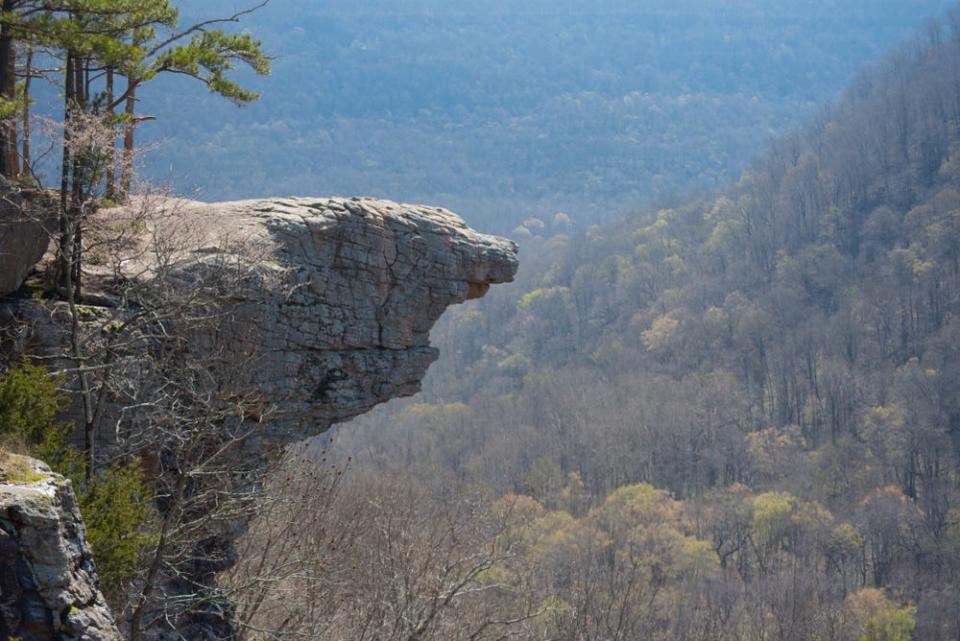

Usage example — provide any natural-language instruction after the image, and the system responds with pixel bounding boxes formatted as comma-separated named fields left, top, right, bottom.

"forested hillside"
left=320, top=12, right=960, bottom=639
left=5, top=2, right=959, bottom=639
left=129, top=0, right=948, bottom=232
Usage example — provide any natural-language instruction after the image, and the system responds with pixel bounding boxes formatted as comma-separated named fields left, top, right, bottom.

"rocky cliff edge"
left=0, top=196, right=518, bottom=639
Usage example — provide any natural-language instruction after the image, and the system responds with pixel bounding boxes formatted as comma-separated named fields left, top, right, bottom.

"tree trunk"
left=3, top=43, right=15, bottom=177
left=0, top=0, right=18, bottom=180
left=21, top=46, right=30, bottom=177
left=105, top=66, right=115, bottom=198
left=69, top=57, right=85, bottom=301
left=59, top=52, right=97, bottom=479
left=58, top=52, right=74, bottom=291
left=119, top=79, right=136, bottom=199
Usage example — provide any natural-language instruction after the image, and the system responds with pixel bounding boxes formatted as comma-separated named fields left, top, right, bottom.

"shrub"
left=0, top=362, right=80, bottom=481
left=80, top=461, right=158, bottom=595
left=1, top=362, right=157, bottom=595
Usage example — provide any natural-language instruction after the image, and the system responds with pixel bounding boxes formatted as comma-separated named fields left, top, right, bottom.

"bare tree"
left=227, top=469, right=545, bottom=641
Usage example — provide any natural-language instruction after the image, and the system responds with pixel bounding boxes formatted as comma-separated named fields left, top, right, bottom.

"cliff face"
left=0, top=196, right=518, bottom=640
left=189, top=197, right=518, bottom=435
left=0, top=454, right=120, bottom=641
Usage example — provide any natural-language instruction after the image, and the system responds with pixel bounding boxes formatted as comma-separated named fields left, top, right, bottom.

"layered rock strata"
left=193, top=196, right=518, bottom=434
left=6, top=197, right=518, bottom=437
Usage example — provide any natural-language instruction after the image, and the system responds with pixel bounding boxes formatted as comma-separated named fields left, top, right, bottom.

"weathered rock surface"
left=0, top=453, right=120, bottom=641
left=58, top=196, right=517, bottom=441
left=199, top=196, right=517, bottom=433
left=0, top=186, right=54, bottom=298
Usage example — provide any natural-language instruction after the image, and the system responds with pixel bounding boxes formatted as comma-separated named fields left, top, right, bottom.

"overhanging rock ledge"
left=182, top=196, right=519, bottom=439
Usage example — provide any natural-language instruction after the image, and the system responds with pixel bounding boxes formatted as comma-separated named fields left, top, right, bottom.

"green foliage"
left=0, top=363, right=64, bottom=441
left=860, top=605, right=917, bottom=641
left=153, top=30, right=270, bottom=105
left=80, top=461, right=158, bottom=594
left=517, top=287, right=570, bottom=311
left=24, top=0, right=177, bottom=65
left=748, top=492, right=797, bottom=544
left=0, top=364, right=156, bottom=595
left=0, top=363, right=81, bottom=481
left=832, top=523, right=862, bottom=554
left=0, top=97, right=19, bottom=120
left=847, top=590, right=918, bottom=641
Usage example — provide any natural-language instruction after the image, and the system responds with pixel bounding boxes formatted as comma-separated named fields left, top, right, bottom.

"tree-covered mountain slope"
left=312, top=13, right=960, bottom=641
left=130, top=0, right=948, bottom=233
left=327, top=13, right=960, bottom=624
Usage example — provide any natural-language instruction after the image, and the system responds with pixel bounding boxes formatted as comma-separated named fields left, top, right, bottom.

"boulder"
left=0, top=453, right=120, bottom=641
left=0, top=185, right=54, bottom=298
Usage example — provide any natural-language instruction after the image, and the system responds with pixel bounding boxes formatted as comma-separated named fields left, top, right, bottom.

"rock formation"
left=0, top=196, right=519, bottom=640
left=0, top=185, right=54, bottom=299
left=176, top=196, right=518, bottom=436
left=6, top=196, right=518, bottom=439
left=0, top=453, right=120, bottom=641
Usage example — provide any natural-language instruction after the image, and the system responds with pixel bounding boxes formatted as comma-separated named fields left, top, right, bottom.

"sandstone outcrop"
left=5, top=196, right=518, bottom=438
left=0, top=453, right=120, bottom=641
left=177, top=196, right=518, bottom=435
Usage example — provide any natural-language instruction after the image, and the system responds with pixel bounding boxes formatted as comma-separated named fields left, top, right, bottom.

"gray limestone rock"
left=96, top=196, right=519, bottom=439
left=4, top=196, right=518, bottom=441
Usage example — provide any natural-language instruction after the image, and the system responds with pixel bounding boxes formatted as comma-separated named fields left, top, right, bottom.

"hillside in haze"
left=129, top=0, right=949, bottom=232
left=323, top=11, right=960, bottom=639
